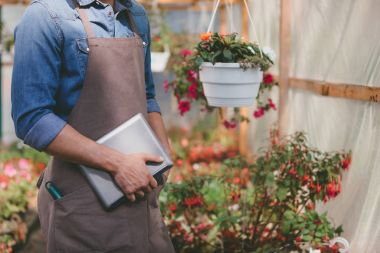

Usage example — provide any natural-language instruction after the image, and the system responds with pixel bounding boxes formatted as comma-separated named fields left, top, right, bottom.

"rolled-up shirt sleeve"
left=144, top=20, right=161, bottom=114
left=11, top=2, right=66, bottom=151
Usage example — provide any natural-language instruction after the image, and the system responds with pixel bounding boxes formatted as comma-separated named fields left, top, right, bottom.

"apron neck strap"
left=72, top=0, right=138, bottom=38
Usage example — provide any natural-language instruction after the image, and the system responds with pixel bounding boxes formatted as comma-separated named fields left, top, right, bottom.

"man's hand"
left=110, top=153, right=162, bottom=202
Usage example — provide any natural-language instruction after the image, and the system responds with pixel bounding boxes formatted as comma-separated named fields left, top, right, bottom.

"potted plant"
left=151, top=34, right=171, bottom=73
left=161, top=128, right=352, bottom=253
left=164, top=47, right=278, bottom=128
left=194, top=32, right=275, bottom=107
left=149, top=11, right=171, bottom=73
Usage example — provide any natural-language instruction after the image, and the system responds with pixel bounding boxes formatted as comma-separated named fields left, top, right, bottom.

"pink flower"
left=253, top=107, right=265, bottom=118
left=163, top=80, right=170, bottom=93
left=178, top=100, right=191, bottom=116
left=20, top=170, right=32, bottom=182
left=187, top=83, right=198, bottom=99
left=4, top=163, right=17, bottom=177
left=268, top=98, right=277, bottom=110
left=18, top=158, right=30, bottom=171
left=180, top=49, right=193, bottom=58
left=186, top=70, right=198, bottom=82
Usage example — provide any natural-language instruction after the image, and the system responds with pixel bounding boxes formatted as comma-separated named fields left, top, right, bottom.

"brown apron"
left=37, top=3, right=175, bottom=253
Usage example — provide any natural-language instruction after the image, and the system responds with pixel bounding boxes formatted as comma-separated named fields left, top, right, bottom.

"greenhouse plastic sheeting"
left=248, top=0, right=380, bottom=251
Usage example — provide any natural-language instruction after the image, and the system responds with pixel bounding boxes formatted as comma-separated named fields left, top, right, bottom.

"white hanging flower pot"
left=151, top=51, right=170, bottom=73
left=199, top=62, right=263, bottom=107
left=151, top=43, right=171, bottom=73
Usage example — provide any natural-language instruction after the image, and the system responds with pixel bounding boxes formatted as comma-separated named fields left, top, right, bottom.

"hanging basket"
left=199, top=0, right=265, bottom=108
left=199, top=62, right=263, bottom=107
left=151, top=50, right=171, bottom=73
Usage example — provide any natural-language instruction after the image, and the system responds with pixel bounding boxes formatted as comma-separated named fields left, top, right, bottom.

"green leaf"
left=276, top=187, right=288, bottom=201
left=223, top=49, right=233, bottom=61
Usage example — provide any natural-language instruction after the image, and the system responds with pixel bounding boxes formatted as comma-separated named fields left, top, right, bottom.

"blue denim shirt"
left=11, top=0, right=160, bottom=151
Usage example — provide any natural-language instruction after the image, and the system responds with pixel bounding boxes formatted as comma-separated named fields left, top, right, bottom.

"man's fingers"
left=149, top=175, right=158, bottom=189
left=141, top=153, right=164, bottom=163
left=126, top=193, right=136, bottom=202
left=143, top=185, right=153, bottom=193
left=135, top=190, right=145, bottom=198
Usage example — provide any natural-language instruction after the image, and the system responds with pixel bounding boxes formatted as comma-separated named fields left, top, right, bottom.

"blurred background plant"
left=0, top=144, right=48, bottom=253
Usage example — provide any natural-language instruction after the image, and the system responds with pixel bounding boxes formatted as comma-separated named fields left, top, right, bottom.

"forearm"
left=45, top=124, right=119, bottom=173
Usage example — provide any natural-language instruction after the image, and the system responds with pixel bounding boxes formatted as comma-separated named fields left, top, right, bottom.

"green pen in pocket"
left=45, top=181, right=63, bottom=200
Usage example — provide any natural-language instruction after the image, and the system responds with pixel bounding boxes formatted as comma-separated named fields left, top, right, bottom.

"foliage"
left=0, top=144, right=49, bottom=253
left=196, top=33, right=274, bottom=71
left=161, top=130, right=351, bottom=253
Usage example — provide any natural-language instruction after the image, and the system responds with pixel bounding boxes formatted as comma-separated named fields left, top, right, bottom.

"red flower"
left=327, top=181, right=338, bottom=198
left=268, top=98, right=277, bottom=110
left=342, top=156, right=352, bottom=170
left=289, top=167, right=297, bottom=177
left=36, top=162, right=46, bottom=172
left=180, top=49, right=193, bottom=58
left=163, top=80, right=170, bottom=93
left=253, top=107, right=265, bottom=118
left=223, top=120, right=237, bottom=129
left=184, top=195, right=203, bottom=207
left=302, top=174, right=310, bottom=184
left=295, top=236, right=302, bottom=243
left=178, top=100, right=191, bottom=116
left=316, top=183, right=322, bottom=194
left=306, top=201, right=315, bottom=210
left=187, top=83, right=198, bottom=100
left=169, top=203, right=177, bottom=212
left=233, top=177, right=241, bottom=185
left=0, top=174, right=10, bottom=189
left=231, top=191, right=241, bottom=203
left=263, top=73, right=274, bottom=84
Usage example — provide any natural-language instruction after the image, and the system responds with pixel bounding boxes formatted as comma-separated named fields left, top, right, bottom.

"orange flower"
left=200, top=32, right=212, bottom=41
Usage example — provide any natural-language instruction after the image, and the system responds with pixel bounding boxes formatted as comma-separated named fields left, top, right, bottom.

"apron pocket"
left=53, top=186, right=135, bottom=253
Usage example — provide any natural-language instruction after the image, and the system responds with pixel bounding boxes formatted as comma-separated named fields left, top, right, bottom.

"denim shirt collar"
left=76, top=0, right=131, bottom=12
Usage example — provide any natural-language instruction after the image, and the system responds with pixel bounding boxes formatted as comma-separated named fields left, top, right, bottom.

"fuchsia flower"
left=187, top=83, right=198, bottom=99
left=263, top=73, right=274, bottom=84
left=186, top=70, right=198, bottom=82
left=223, top=120, right=237, bottom=129
left=180, top=49, right=193, bottom=58
left=253, top=107, right=265, bottom=118
left=268, top=98, right=277, bottom=110
left=178, top=100, right=191, bottom=116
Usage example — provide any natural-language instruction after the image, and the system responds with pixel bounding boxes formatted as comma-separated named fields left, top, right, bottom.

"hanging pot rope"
left=206, top=0, right=263, bottom=58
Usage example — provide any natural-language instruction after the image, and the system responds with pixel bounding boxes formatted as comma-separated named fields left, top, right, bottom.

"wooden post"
left=239, top=0, right=249, bottom=155
left=278, top=0, right=291, bottom=136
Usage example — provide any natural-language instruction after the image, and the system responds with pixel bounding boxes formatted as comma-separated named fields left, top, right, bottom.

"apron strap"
left=72, top=0, right=138, bottom=38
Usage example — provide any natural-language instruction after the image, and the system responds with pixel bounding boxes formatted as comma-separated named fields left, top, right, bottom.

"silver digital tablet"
left=80, top=113, right=173, bottom=210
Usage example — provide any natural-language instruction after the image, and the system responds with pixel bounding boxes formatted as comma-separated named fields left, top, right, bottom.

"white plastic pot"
left=151, top=51, right=170, bottom=73
left=199, top=62, right=263, bottom=107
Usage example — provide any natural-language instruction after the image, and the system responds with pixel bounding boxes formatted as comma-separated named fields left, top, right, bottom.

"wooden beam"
left=0, top=0, right=28, bottom=5
left=289, top=78, right=380, bottom=103
left=278, top=0, right=291, bottom=136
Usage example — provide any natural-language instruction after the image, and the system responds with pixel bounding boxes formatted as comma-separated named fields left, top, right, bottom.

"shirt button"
left=86, top=47, right=90, bottom=52
left=108, top=11, right=113, bottom=16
